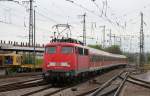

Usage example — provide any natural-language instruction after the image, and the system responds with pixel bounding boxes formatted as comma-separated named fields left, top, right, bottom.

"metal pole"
left=83, top=13, right=86, bottom=45
left=112, top=34, right=115, bottom=45
left=28, top=0, right=34, bottom=67
left=29, top=0, right=33, bottom=46
left=109, top=29, right=112, bottom=46
left=33, top=7, right=36, bottom=72
left=99, top=26, right=106, bottom=48
left=130, top=37, right=132, bottom=51
left=54, top=32, right=56, bottom=38
left=103, top=26, right=106, bottom=48
left=120, top=37, right=122, bottom=48
left=139, top=12, right=144, bottom=68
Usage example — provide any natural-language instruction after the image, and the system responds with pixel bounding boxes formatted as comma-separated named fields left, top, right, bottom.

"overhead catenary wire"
left=0, top=7, right=51, bottom=34
left=35, top=11, right=58, bottom=23
left=0, top=2, right=59, bottom=23
left=91, top=0, right=103, bottom=16
left=0, top=1, right=85, bottom=38
left=91, top=0, right=125, bottom=28
left=90, top=0, right=150, bottom=30
left=66, top=0, right=127, bottom=30
left=35, top=1, right=67, bottom=19
left=0, top=1, right=59, bottom=25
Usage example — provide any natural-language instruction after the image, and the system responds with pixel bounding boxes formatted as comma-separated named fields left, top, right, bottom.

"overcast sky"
left=0, top=0, right=150, bottom=52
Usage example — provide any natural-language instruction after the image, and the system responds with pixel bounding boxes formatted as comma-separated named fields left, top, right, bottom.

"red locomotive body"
left=43, top=43, right=77, bottom=72
left=42, top=39, right=127, bottom=82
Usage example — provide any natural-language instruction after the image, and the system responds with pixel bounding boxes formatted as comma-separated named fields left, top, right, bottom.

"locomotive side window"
left=46, top=47, right=56, bottom=54
left=84, top=49, right=89, bottom=55
left=78, top=47, right=84, bottom=55
left=90, top=55, right=104, bottom=62
left=61, top=47, right=73, bottom=53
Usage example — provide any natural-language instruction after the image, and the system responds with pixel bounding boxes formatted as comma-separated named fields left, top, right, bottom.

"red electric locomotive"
left=42, top=38, right=127, bottom=83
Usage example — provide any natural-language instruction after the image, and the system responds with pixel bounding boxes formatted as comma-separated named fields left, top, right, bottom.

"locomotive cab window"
left=45, top=47, right=56, bottom=54
left=61, top=46, right=73, bottom=54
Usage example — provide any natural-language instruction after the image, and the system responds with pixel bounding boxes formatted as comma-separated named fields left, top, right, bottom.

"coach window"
left=61, top=46, right=73, bottom=54
left=91, top=55, right=95, bottom=62
left=92, top=55, right=95, bottom=62
left=100, top=56, right=103, bottom=61
left=104, top=56, right=108, bottom=61
left=90, top=55, right=93, bottom=62
left=84, top=49, right=89, bottom=55
left=46, top=47, right=56, bottom=54
left=78, top=47, right=84, bottom=55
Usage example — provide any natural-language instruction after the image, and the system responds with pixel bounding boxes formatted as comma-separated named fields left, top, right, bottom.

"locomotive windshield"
left=45, top=47, right=56, bottom=54
left=61, top=46, right=73, bottom=54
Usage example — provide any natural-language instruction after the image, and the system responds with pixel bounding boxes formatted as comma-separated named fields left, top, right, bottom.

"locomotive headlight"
left=47, top=62, right=56, bottom=67
left=61, top=62, right=70, bottom=67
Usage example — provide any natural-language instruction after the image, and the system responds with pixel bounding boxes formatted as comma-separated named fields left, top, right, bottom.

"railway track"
left=120, top=75, right=150, bottom=89
left=77, top=71, right=128, bottom=96
left=0, top=72, right=42, bottom=79
left=2, top=68, right=147, bottom=96
left=21, top=81, right=83, bottom=96
left=21, top=85, right=53, bottom=96
left=44, top=86, right=71, bottom=96
left=80, top=71, right=150, bottom=96
left=0, top=78, right=47, bottom=92
left=37, top=69, right=127, bottom=96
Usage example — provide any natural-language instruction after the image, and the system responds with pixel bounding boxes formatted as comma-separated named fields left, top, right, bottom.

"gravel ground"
left=121, top=82, right=150, bottom=96
left=51, top=69, right=124, bottom=96
left=120, top=70, right=150, bottom=96
left=134, top=71, right=150, bottom=82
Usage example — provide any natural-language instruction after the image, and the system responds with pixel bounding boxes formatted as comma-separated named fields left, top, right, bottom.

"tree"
left=88, top=44, right=103, bottom=50
left=104, top=45, right=122, bottom=54
left=88, top=44, right=122, bottom=54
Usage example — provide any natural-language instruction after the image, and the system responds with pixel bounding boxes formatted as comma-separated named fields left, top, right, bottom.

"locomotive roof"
left=45, top=42, right=126, bottom=59
left=50, top=38, right=84, bottom=45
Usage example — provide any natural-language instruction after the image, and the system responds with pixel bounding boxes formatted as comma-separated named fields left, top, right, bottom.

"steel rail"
left=113, top=72, right=129, bottom=96
left=76, top=88, right=98, bottom=96
left=21, top=85, right=52, bottom=96
left=0, top=72, right=42, bottom=79
left=0, top=78, right=42, bottom=87
left=90, top=71, right=125, bottom=96
left=44, top=86, right=70, bottom=96
left=77, top=86, right=118, bottom=96
left=0, top=79, right=47, bottom=92
left=119, top=76, right=150, bottom=89
left=129, top=75, right=150, bottom=85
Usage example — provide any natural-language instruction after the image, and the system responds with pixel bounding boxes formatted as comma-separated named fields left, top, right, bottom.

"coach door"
left=77, top=47, right=89, bottom=71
